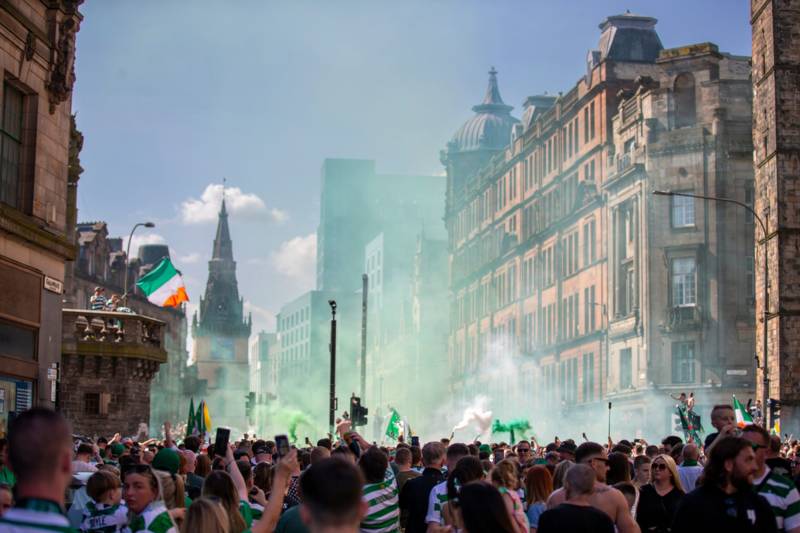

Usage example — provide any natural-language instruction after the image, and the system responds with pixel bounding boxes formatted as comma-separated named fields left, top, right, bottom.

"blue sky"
left=73, top=1, right=751, bottom=336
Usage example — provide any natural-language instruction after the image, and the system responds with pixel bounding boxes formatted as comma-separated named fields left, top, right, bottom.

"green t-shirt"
left=276, top=505, right=310, bottom=533
left=239, top=500, right=254, bottom=528
left=0, top=465, right=16, bottom=487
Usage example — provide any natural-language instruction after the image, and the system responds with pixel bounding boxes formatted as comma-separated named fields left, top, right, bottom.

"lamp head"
left=144, top=222, right=156, bottom=228
left=652, top=190, right=673, bottom=196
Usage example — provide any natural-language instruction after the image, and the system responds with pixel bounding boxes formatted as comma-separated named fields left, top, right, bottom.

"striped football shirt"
left=753, top=467, right=800, bottom=532
left=361, top=468, right=400, bottom=533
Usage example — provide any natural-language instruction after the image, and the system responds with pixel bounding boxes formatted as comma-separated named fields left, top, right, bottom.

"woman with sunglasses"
left=634, top=454, right=684, bottom=532
left=123, top=464, right=177, bottom=533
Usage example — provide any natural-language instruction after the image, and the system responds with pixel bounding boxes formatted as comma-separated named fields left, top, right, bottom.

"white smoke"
left=452, top=395, right=493, bottom=438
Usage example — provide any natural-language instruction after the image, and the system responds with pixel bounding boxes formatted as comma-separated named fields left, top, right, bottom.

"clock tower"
left=192, top=198, right=252, bottom=429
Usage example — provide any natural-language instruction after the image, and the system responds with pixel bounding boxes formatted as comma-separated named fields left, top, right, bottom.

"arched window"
left=674, top=73, right=696, bottom=128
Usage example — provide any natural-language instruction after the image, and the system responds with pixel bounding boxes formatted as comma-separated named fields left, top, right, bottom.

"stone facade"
left=60, top=221, right=196, bottom=435
left=444, top=14, right=755, bottom=437
left=752, top=0, right=800, bottom=431
left=0, top=0, right=83, bottom=437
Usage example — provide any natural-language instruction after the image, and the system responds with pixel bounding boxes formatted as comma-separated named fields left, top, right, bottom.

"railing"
left=663, top=305, right=702, bottom=332
left=62, top=309, right=168, bottom=363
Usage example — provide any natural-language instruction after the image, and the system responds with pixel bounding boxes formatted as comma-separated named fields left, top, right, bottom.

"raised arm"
left=251, top=449, right=298, bottom=533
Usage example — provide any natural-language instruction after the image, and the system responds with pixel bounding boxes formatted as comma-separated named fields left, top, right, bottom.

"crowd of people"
left=1, top=403, right=800, bottom=532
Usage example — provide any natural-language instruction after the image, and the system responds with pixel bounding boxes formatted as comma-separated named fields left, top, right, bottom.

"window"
left=620, top=348, right=632, bottom=389
left=671, top=257, right=697, bottom=306
left=746, top=256, right=755, bottom=303
left=671, top=194, right=695, bottom=228
left=672, top=342, right=695, bottom=383
left=0, top=84, right=25, bottom=209
left=589, top=101, right=596, bottom=140
left=84, top=393, right=100, bottom=415
left=745, top=186, right=754, bottom=224
left=674, top=73, right=697, bottom=128
left=583, top=352, right=595, bottom=402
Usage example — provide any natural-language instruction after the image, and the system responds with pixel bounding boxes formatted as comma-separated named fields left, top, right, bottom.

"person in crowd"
left=180, top=497, right=230, bottom=533
left=447, top=481, right=516, bottom=533
left=151, top=448, right=186, bottom=512
left=546, top=442, right=639, bottom=533
left=0, top=483, right=12, bottom=517
left=516, top=440, right=533, bottom=466
left=552, top=459, right=573, bottom=491
left=0, top=408, right=75, bottom=532
left=661, top=436, right=682, bottom=456
left=236, top=459, right=267, bottom=522
left=742, top=424, right=800, bottom=533
left=182, top=450, right=203, bottom=501
left=90, top=286, right=107, bottom=310
left=425, top=443, right=469, bottom=528
left=73, top=443, right=99, bottom=474
left=767, top=435, right=794, bottom=479
left=613, top=482, right=637, bottom=516
left=195, top=454, right=212, bottom=479
left=607, top=452, right=632, bottom=485
left=491, top=459, right=528, bottom=533
left=635, top=454, right=684, bottom=532
left=395, top=447, right=420, bottom=493
left=309, top=446, right=330, bottom=466
left=441, top=456, right=485, bottom=531
left=253, top=462, right=273, bottom=502
left=525, top=465, right=553, bottom=533
left=645, top=445, right=660, bottom=460
left=400, top=442, right=445, bottom=533
left=672, top=436, right=777, bottom=532
left=202, top=471, right=248, bottom=533
left=123, top=464, right=177, bottom=533
left=297, top=458, right=366, bottom=533
left=410, top=446, right=423, bottom=472
left=633, top=455, right=651, bottom=489
left=0, top=438, right=14, bottom=488
left=678, top=444, right=703, bottom=492
left=80, top=469, right=128, bottom=532
left=359, top=446, right=400, bottom=532
left=704, top=404, right=737, bottom=451
left=538, top=464, right=615, bottom=533
left=558, top=440, right=577, bottom=462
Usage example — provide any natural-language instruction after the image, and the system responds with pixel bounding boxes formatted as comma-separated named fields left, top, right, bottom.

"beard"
left=730, top=470, right=753, bottom=492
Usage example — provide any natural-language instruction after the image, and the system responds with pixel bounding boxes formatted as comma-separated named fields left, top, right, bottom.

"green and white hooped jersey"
left=126, top=503, right=176, bottom=533
left=0, top=498, right=78, bottom=532
left=80, top=500, right=128, bottom=532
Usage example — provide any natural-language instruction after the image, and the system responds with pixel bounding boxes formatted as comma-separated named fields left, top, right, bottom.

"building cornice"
left=0, top=203, right=76, bottom=260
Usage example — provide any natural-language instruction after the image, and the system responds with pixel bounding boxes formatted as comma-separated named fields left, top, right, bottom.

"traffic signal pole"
left=328, top=300, right=337, bottom=437
left=361, top=274, right=368, bottom=401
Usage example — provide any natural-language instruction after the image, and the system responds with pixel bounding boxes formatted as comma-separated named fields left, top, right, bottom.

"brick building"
left=444, top=14, right=755, bottom=438
left=0, top=0, right=83, bottom=437
left=751, top=0, right=800, bottom=431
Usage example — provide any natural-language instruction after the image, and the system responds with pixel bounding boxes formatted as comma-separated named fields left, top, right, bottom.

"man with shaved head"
left=678, top=443, right=703, bottom=491
left=538, top=464, right=615, bottom=533
left=0, top=408, right=74, bottom=532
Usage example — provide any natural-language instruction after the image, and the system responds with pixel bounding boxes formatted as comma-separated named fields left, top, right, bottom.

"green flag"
left=197, top=401, right=206, bottom=435
left=187, top=397, right=196, bottom=437
left=385, top=409, right=401, bottom=440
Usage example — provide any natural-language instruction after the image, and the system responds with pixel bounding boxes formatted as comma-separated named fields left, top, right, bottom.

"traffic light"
left=350, top=394, right=368, bottom=427
left=245, top=392, right=256, bottom=419
left=769, top=398, right=781, bottom=421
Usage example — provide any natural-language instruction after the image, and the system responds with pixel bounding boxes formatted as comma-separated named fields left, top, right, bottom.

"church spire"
left=212, top=196, right=233, bottom=260
left=472, top=67, right=513, bottom=114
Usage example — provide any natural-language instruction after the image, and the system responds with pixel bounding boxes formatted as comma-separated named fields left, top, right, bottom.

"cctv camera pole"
left=361, top=274, right=368, bottom=401
left=329, top=300, right=338, bottom=437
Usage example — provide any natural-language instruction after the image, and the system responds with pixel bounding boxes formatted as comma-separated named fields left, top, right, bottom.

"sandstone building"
left=751, top=0, right=800, bottom=431
left=0, top=0, right=83, bottom=437
left=444, top=14, right=754, bottom=437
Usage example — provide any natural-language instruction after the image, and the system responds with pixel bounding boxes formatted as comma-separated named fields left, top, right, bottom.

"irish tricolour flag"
left=733, top=395, right=753, bottom=428
left=136, top=258, right=189, bottom=307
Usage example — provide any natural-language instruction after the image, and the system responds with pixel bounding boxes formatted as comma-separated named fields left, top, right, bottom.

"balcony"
left=62, top=309, right=168, bottom=363
left=661, top=305, right=703, bottom=333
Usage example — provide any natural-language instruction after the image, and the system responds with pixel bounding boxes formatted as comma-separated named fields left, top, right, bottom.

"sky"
left=73, top=0, right=751, bottom=339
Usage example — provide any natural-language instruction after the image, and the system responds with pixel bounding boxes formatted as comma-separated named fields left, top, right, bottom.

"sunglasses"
left=652, top=463, right=668, bottom=471
left=751, top=443, right=767, bottom=451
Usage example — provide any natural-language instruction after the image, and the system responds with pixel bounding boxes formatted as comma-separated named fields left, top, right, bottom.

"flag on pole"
left=385, top=409, right=402, bottom=441
left=733, top=395, right=753, bottom=428
left=196, top=401, right=206, bottom=435
left=203, top=401, right=212, bottom=432
left=135, top=257, right=189, bottom=307
left=772, top=418, right=781, bottom=436
left=186, top=397, right=196, bottom=437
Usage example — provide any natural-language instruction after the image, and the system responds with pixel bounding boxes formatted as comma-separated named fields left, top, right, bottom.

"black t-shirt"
left=704, top=432, right=718, bottom=450
left=538, top=503, right=615, bottom=533
left=671, top=483, right=777, bottom=533
left=635, top=484, right=684, bottom=531
left=399, top=467, right=445, bottom=533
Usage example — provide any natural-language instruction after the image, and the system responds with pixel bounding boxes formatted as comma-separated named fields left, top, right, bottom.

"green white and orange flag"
left=733, top=395, right=753, bottom=428
left=136, top=258, right=189, bottom=307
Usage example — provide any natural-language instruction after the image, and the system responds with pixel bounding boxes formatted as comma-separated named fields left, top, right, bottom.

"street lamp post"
left=123, top=222, right=155, bottom=305
left=653, top=190, right=769, bottom=428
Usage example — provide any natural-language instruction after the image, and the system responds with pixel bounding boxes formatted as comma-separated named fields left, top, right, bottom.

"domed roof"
left=450, top=68, right=519, bottom=153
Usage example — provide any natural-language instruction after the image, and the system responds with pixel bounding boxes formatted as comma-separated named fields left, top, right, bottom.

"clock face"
left=211, top=337, right=235, bottom=361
